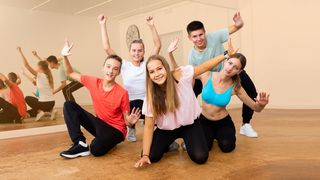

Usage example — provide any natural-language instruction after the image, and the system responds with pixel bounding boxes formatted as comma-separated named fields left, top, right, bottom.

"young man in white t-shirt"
left=187, top=12, right=259, bottom=138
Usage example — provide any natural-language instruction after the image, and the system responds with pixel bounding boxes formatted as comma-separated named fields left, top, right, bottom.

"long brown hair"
left=146, top=55, right=179, bottom=119
left=38, top=61, right=54, bottom=89
left=228, top=53, right=247, bottom=93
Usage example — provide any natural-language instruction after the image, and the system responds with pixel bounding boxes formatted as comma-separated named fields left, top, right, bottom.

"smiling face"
left=188, top=29, right=207, bottom=50
left=102, top=58, right=121, bottom=82
left=223, top=57, right=243, bottom=77
left=147, top=59, right=167, bottom=86
left=129, top=42, right=145, bottom=64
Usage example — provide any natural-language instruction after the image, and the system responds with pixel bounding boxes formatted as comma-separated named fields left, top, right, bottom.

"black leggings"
left=200, top=114, right=236, bottom=153
left=149, top=119, right=208, bottom=164
left=62, top=81, right=83, bottom=102
left=0, top=97, right=20, bottom=123
left=239, top=70, right=257, bottom=124
left=193, top=70, right=257, bottom=124
left=25, top=96, right=55, bottom=117
left=63, top=101, right=124, bottom=157
left=129, top=99, right=145, bottom=128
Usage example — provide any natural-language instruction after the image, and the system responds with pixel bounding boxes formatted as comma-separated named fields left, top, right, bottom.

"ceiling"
left=0, top=0, right=185, bottom=18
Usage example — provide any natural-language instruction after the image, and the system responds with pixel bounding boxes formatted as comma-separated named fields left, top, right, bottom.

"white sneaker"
left=35, top=111, right=45, bottom=121
left=126, top=127, right=137, bottom=142
left=50, top=110, right=58, bottom=120
left=139, top=119, right=144, bottom=128
left=181, top=142, right=186, bottom=151
left=168, top=141, right=179, bottom=152
left=240, top=123, right=258, bottom=138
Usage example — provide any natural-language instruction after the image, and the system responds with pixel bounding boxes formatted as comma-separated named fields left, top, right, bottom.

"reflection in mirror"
left=0, top=0, right=188, bottom=133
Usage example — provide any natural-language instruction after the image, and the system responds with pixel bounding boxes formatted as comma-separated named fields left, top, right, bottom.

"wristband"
left=224, top=50, right=229, bottom=59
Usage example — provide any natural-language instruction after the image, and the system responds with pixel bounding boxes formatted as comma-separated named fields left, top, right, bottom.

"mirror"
left=0, top=0, right=240, bottom=133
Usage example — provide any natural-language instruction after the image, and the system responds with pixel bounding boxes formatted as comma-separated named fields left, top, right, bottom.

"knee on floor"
left=219, top=141, right=236, bottom=153
left=190, top=151, right=208, bottom=164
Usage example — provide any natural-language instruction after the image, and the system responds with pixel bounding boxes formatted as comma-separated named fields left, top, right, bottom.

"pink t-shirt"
left=142, top=65, right=202, bottom=130
left=81, top=76, right=130, bottom=139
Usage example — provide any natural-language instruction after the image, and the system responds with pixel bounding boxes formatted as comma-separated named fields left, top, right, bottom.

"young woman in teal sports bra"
left=199, top=52, right=269, bottom=153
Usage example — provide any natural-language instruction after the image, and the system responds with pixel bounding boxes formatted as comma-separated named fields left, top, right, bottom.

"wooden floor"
left=0, top=109, right=320, bottom=180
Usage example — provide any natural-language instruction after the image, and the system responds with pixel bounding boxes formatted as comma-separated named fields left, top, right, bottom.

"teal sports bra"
left=202, top=72, right=232, bottom=107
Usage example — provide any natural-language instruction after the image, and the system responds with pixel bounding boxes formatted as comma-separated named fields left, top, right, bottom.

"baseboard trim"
left=0, top=124, right=67, bottom=140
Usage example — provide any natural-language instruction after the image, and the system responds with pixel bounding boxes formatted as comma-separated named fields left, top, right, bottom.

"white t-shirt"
left=36, top=73, right=54, bottom=102
left=142, top=65, right=202, bottom=130
left=121, top=60, right=146, bottom=101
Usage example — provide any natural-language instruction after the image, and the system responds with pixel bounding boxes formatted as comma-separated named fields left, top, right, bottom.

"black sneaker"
left=60, top=141, right=90, bottom=159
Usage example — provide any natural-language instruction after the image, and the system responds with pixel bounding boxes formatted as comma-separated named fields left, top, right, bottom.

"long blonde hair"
left=146, top=55, right=179, bottom=119
left=38, top=61, right=54, bottom=89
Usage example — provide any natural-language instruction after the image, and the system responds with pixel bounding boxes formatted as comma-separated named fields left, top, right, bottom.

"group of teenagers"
left=0, top=45, right=84, bottom=123
left=1, top=11, right=270, bottom=167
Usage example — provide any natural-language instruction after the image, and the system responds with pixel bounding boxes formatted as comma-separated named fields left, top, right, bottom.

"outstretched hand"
left=97, top=14, right=106, bottom=25
left=17, top=46, right=22, bottom=52
left=146, top=16, right=154, bottom=27
left=227, top=38, right=239, bottom=57
left=134, top=156, right=151, bottom=168
left=32, top=51, right=38, bottom=56
left=233, top=11, right=244, bottom=28
left=255, top=92, right=270, bottom=107
left=167, top=37, right=179, bottom=53
left=127, top=107, right=141, bottom=126
left=61, top=40, right=73, bottom=56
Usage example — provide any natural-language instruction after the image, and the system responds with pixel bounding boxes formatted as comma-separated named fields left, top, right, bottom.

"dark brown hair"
left=8, top=72, right=18, bottom=83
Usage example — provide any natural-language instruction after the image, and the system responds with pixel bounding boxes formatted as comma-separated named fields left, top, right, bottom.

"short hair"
left=186, top=20, right=205, bottom=34
left=104, top=54, right=123, bottom=71
left=46, top=55, right=58, bottom=64
left=8, top=72, right=18, bottom=83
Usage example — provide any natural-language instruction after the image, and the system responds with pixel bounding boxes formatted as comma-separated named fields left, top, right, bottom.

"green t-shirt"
left=188, top=28, right=229, bottom=72
left=58, top=63, right=80, bottom=82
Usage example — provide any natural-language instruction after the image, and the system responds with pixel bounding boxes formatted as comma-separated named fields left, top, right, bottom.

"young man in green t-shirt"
left=187, top=12, right=258, bottom=138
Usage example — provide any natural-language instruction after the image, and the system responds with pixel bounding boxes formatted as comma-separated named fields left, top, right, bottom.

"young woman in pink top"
left=135, top=39, right=237, bottom=167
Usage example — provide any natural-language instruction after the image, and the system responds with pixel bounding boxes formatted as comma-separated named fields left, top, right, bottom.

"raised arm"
left=167, top=37, right=179, bottom=69
left=52, top=81, right=67, bottom=94
left=0, top=73, right=14, bottom=88
left=146, top=16, right=161, bottom=55
left=134, top=115, right=155, bottom=168
left=22, top=68, right=36, bottom=86
left=194, top=38, right=238, bottom=77
left=98, top=14, right=116, bottom=55
left=17, top=47, right=37, bottom=76
left=228, top=11, right=244, bottom=35
left=237, top=88, right=269, bottom=112
left=32, top=50, right=46, bottom=61
left=61, top=40, right=81, bottom=82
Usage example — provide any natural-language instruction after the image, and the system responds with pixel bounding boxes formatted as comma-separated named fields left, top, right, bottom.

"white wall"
left=0, top=5, right=120, bottom=107
left=239, top=0, right=320, bottom=109
left=117, top=0, right=320, bottom=109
